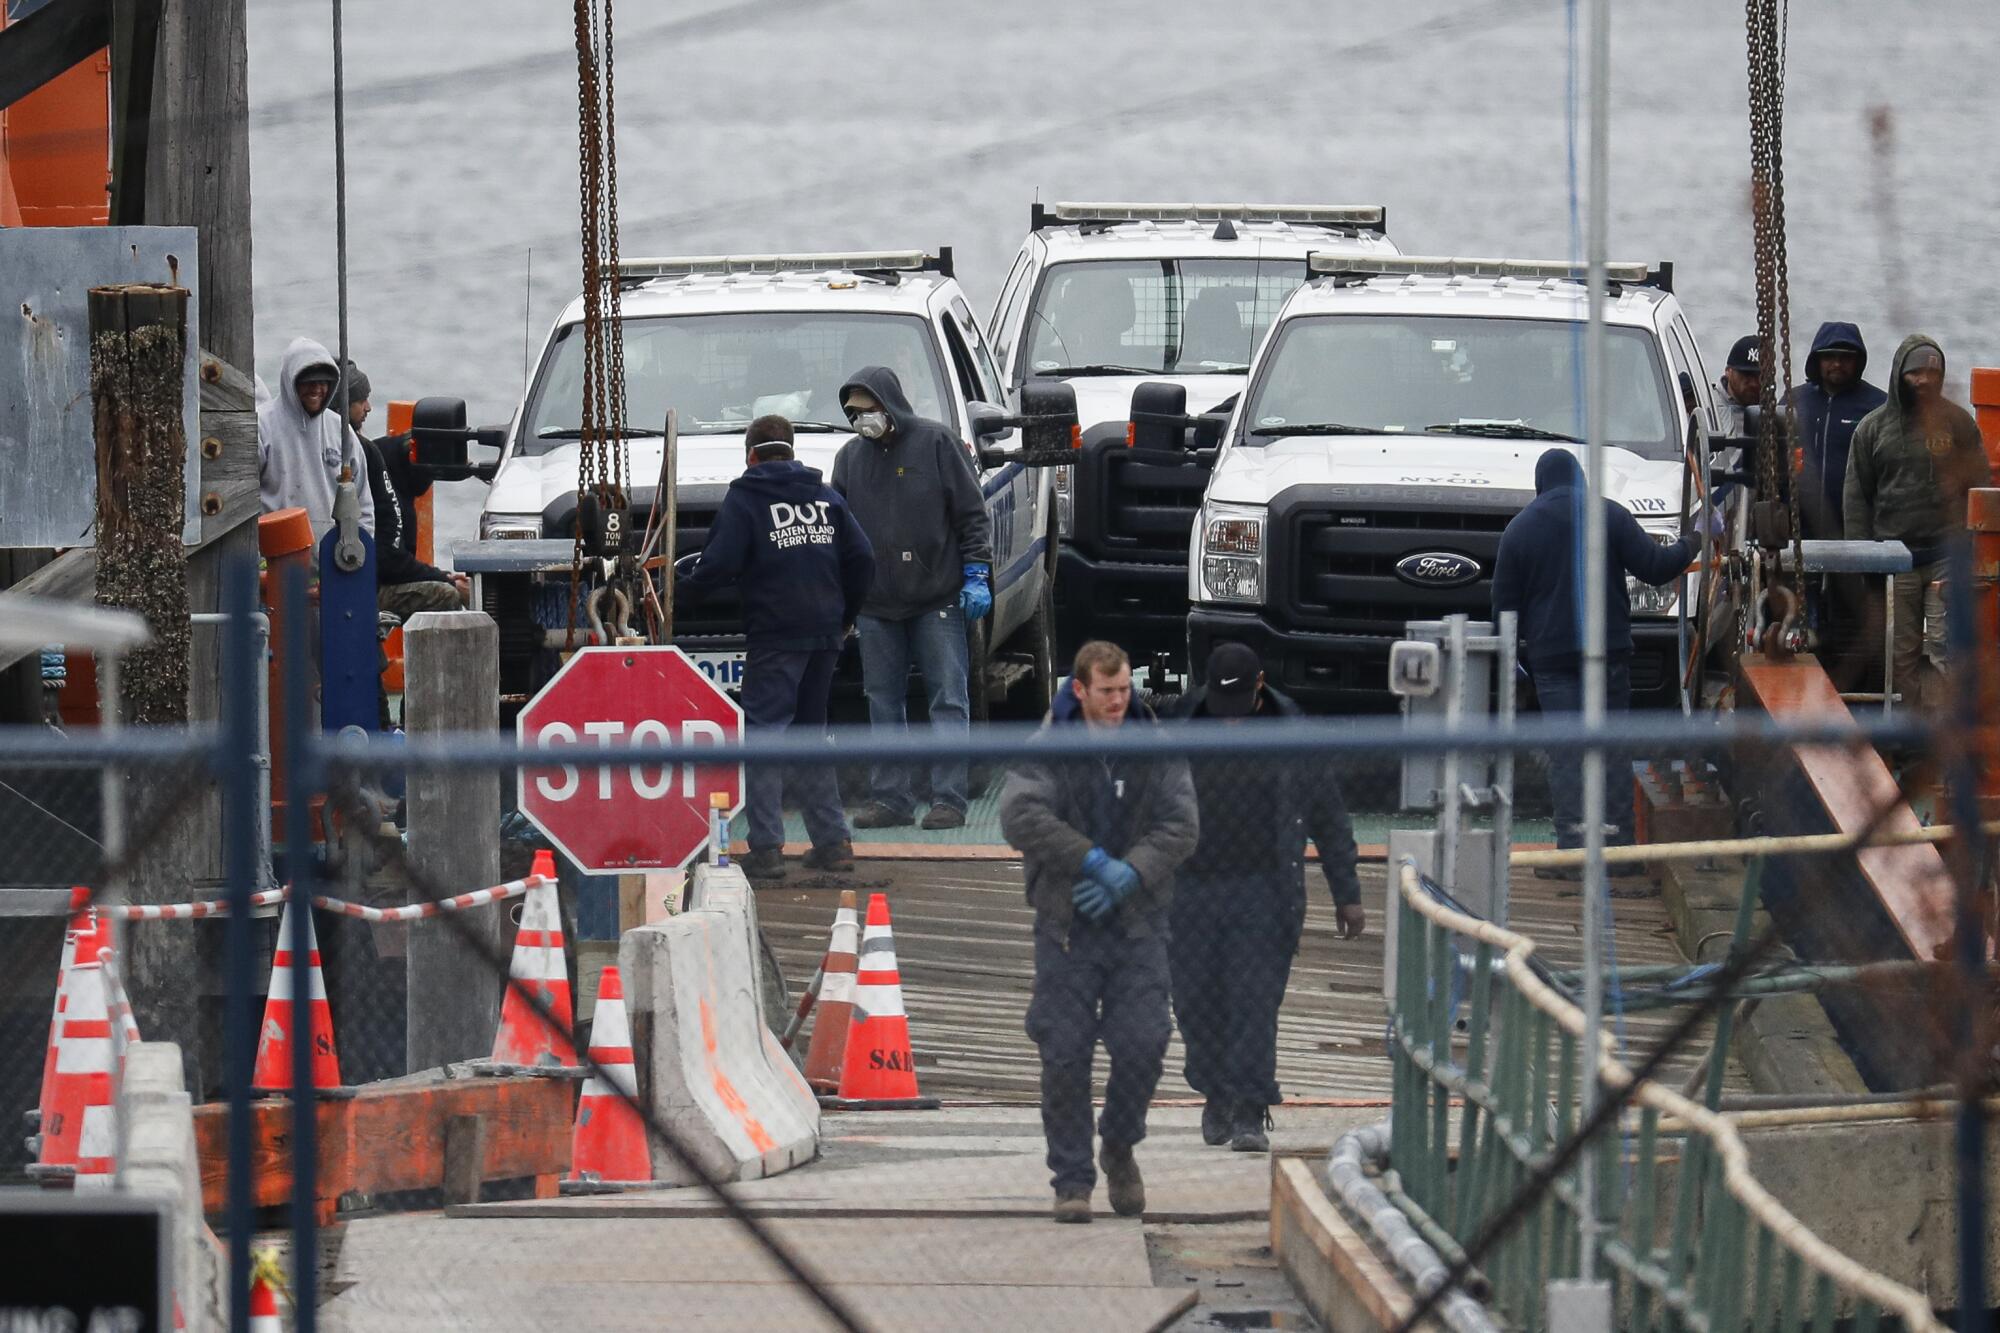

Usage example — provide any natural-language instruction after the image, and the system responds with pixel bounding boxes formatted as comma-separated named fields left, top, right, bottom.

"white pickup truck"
left=454, top=250, right=1073, bottom=718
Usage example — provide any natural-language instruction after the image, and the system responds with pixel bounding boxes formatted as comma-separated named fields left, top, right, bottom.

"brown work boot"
left=920, top=803, right=966, bottom=831
left=801, top=840, right=856, bottom=873
left=1100, top=1142, right=1144, bottom=1217
left=739, top=848, right=786, bottom=883
left=1052, top=1187, right=1093, bottom=1224
left=852, top=802, right=913, bottom=829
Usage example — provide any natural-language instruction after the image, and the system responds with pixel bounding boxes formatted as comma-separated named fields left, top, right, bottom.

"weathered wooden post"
left=87, top=281, right=201, bottom=1074
left=402, top=610, right=503, bottom=1071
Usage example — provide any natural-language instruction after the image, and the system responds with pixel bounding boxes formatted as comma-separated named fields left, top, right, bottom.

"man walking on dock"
left=1000, top=640, right=1197, bottom=1223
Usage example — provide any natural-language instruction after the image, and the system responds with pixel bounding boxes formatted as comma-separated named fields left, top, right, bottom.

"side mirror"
left=968, top=401, right=1011, bottom=442
left=973, top=380, right=1080, bottom=468
left=1130, top=382, right=1190, bottom=451
left=408, top=396, right=504, bottom=482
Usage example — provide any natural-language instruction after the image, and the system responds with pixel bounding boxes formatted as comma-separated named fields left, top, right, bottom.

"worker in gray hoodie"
left=831, top=365, right=993, bottom=831
left=258, top=336, right=375, bottom=541
left=1844, top=334, right=1993, bottom=699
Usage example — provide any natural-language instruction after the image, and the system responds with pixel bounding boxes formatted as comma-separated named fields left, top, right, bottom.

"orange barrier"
left=1971, top=369, right=2000, bottom=478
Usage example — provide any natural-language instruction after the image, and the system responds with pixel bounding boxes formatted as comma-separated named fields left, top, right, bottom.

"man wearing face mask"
left=1844, top=336, right=1993, bottom=700
left=831, top=365, right=994, bottom=831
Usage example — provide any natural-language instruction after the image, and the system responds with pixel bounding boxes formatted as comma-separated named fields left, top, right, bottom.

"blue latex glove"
left=959, top=563, right=993, bottom=621
left=1080, top=847, right=1142, bottom=899
left=1073, top=878, right=1115, bottom=922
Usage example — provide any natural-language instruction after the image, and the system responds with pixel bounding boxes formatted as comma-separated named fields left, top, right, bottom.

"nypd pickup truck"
left=454, top=250, right=1073, bottom=718
left=1184, top=254, right=1740, bottom=711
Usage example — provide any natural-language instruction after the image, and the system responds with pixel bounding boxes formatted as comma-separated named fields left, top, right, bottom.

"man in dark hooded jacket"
left=1168, top=642, right=1362, bottom=1153
left=1491, top=450, right=1706, bottom=868
left=832, top=366, right=994, bottom=832
left=1844, top=335, right=1994, bottom=700
left=679, top=416, right=876, bottom=881
left=1793, top=323, right=1888, bottom=540
left=999, top=640, right=1197, bottom=1223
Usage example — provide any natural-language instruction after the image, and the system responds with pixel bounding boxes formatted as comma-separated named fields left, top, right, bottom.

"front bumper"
left=1186, top=608, right=1682, bottom=714
left=1054, top=544, right=1191, bottom=669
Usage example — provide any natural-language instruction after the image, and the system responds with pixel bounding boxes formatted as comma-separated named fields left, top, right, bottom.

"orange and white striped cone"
left=566, top=965, right=650, bottom=1187
left=830, top=894, right=937, bottom=1109
left=491, top=851, right=578, bottom=1069
left=253, top=901, right=342, bottom=1092
left=35, top=890, right=94, bottom=1139
left=803, top=891, right=860, bottom=1093
left=248, top=1248, right=286, bottom=1333
left=32, top=914, right=115, bottom=1180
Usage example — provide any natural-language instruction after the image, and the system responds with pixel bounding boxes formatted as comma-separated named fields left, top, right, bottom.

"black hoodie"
left=677, top=459, right=875, bottom=649
left=361, top=434, right=449, bottom=586
left=830, top=366, right=993, bottom=620
left=1490, top=449, right=1697, bottom=671
left=1791, top=321, right=1887, bottom=539
left=1842, top=335, right=1993, bottom=559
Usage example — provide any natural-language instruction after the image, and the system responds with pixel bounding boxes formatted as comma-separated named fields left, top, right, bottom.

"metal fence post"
left=281, top=566, right=320, bottom=1332
left=218, top=557, right=261, bottom=1333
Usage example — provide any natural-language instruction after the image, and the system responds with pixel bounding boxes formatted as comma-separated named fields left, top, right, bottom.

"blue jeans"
left=857, top=606, right=970, bottom=815
left=741, top=646, right=850, bottom=854
left=1531, top=654, right=1635, bottom=849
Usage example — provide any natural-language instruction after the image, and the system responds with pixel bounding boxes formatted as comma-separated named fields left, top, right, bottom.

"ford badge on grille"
left=1394, top=552, right=1481, bottom=588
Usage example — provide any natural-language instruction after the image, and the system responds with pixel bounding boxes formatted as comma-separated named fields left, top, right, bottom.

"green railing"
left=1386, top=860, right=1942, bottom=1333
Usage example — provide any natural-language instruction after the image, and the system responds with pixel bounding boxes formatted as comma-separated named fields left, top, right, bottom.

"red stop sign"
left=516, top=646, right=744, bottom=874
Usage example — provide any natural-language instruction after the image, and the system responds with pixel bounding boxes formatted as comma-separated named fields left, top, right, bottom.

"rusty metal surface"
left=1738, top=654, right=1956, bottom=962
left=0, top=225, right=201, bottom=548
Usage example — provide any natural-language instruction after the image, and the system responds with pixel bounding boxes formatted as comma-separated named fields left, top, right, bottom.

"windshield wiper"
left=1424, top=421, right=1581, bottom=443
left=1032, top=364, right=1164, bottom=378
left=535, top=426, right=666, bottom=439
left=789, top=421, right=851, bottom=432
left=1247, top=422, right=1381, bottom=437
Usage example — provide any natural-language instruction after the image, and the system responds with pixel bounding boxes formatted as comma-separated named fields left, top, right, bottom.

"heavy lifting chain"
left=565, top=0, right=632, bottom=648
left=1746, top=0, right=1804, bottom=656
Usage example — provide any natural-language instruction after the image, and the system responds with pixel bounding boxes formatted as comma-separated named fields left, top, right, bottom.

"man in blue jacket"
left=833, top=366, right=994, bottom=831
left=1491, top=450, right=1708, bottom=874
left=678, top=416, right=876, bottom=882
left=1792, top=322, right=1887, bottom=541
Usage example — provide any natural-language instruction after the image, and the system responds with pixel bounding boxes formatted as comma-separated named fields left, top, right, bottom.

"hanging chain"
left=565, top=0, right=628, bottom=647
left=1746, top=0, right=1802, bottom=582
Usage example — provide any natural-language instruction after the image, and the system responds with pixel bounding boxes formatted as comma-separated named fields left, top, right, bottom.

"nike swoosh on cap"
left=1219, top=676, right=1243, bottom=687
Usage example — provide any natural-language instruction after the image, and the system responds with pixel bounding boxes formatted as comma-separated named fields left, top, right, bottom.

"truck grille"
left=1076, top=445, right=1210, bottom=564
left=1284, top=507, right=1504, bottom=636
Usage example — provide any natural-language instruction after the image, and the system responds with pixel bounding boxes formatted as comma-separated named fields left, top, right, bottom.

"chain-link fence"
left=6, top=588, right=1992, bottom=1331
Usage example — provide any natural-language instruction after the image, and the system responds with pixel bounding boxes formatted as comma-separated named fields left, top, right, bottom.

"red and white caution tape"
left=109, top=887, right=289, bottom=921
left=311, top=873, right=551, bottom=924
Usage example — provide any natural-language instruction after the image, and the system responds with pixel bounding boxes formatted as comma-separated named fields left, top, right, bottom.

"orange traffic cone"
left=248, top=1249, right=285, bottom=1333
left=491, top=851, right=578, bottom=1069
left=831, top=895, right=936, bottom=1109
left=567, top=965, right=650, bottom=1186
left=253, top=901, right=342, bottom=1092
left=36, top=890, right=94, bottom=1136
left=33, top=914, right=115, bottom=1180
left=803, top=891, right=860, bottom=1092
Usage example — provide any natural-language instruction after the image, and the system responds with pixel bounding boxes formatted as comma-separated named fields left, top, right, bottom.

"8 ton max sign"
left=515, top=646, right=745, bottom=874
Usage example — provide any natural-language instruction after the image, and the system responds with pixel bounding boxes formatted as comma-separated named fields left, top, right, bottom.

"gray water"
left=245, top=0, right=2000, bottom=556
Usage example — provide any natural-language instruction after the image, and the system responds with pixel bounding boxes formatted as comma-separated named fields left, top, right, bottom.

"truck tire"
left=1019, top=572, right=1057, bottom=719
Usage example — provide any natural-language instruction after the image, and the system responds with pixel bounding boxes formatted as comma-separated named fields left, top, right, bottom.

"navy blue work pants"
left=1025, top=921, right=1172, bottom=1193
left=741, top=646, right=849, bottom=855
left=1169, top=875, right=1302, bottom=1109
left=1532, top=654, right=1635, bottom=849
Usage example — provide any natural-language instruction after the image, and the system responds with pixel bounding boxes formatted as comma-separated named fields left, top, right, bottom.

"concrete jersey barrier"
left=619, top=864, right=819, bottom=1182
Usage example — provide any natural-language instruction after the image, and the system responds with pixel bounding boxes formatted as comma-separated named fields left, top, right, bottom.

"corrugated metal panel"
left=0, top=225, right=201, bottom=548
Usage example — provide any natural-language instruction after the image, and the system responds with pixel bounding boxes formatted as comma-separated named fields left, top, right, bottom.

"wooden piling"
left=402, top=611, right=503, bottom=1072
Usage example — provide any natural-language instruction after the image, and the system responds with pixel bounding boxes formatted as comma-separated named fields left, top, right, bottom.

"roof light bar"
left=1307, top=253, right=1660, bottom=286
left=1032, top=202, right=1385, bottom=231
left=616, top=249, right=952, bottom=281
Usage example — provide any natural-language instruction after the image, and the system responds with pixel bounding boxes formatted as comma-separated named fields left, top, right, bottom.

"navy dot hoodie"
left=1490, top=449, right=1696, bottom=671
left=676, top=459, right=875, bottom=650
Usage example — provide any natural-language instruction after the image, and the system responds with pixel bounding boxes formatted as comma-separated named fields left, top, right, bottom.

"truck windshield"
left=521, top=312, right=953, bottom=455
left=1022, top=258, right=1299, bottom=379
left=1243, top=314, right=1680, bottom=459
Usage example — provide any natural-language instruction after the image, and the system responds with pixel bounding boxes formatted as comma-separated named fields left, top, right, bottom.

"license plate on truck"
left=686, top=652, right=746, bottom=691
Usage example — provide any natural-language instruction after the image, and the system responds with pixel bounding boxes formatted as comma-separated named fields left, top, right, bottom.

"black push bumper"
left=1054, top=544, right=1190, bottom=673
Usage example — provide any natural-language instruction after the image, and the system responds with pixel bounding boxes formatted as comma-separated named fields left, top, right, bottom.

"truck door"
left=940, top=300, right=1030, bottom=624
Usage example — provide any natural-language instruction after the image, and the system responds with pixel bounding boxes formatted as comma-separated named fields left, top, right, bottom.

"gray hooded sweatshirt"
left=830, top=365, right=992, bottom=620
left=258, top=336, right=375, bottom=540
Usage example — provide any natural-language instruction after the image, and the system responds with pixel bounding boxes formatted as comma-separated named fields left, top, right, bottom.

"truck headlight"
left=481, top=512, right=541, bottom=540
left=1054, top=465, right=1073, bottom=538
left=1199, top=504, right=1266, bottom=604
left=1627, top=575, right=1679, bottom=616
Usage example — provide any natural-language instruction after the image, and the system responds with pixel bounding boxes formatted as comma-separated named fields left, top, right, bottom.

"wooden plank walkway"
left=756, top=860, right=1745, bottom=1105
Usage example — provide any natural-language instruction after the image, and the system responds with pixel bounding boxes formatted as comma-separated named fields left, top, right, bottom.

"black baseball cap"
left=1726, top=335, right=1761, bottom=375
left=1204, top=642, right=1263, bottom=718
